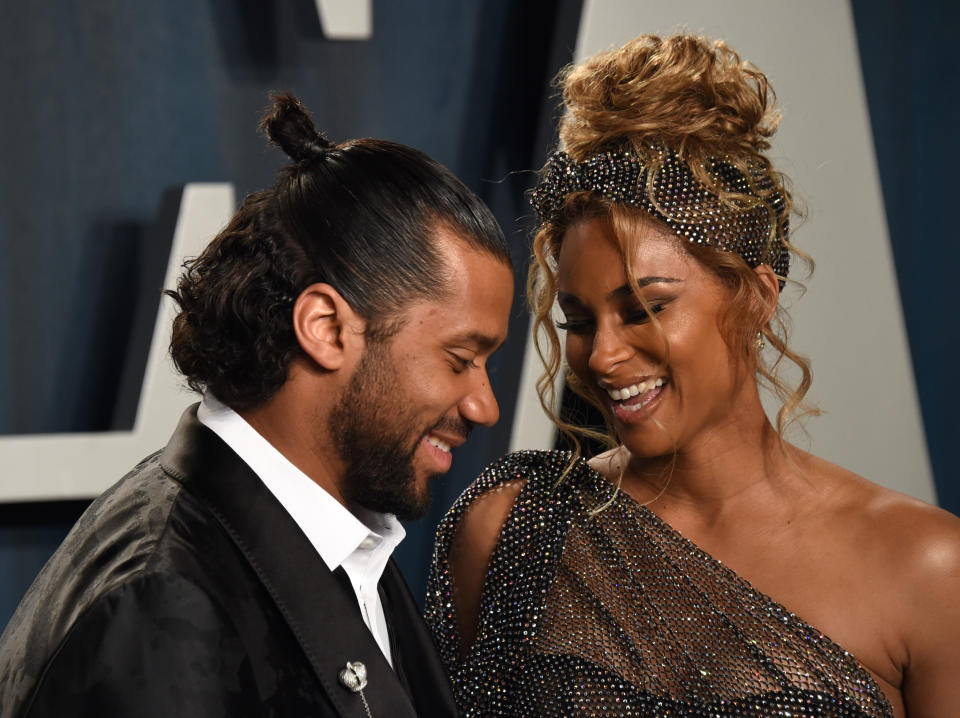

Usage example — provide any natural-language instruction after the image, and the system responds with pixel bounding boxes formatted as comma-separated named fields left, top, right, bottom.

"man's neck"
left=239, top=373, right=348, bottom=507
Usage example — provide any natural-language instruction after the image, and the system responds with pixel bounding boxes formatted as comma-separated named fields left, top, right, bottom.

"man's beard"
left=328, top=341, right=443, bottom=521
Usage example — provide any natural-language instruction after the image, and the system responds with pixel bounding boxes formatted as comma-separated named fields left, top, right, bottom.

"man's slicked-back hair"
left=167, top=93, right=509, bottom=410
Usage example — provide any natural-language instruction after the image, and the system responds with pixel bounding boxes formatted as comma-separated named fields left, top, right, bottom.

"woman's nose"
left=588, top=324, right=632, bottom=376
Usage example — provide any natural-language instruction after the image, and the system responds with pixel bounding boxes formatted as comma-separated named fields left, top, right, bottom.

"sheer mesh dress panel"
left=425, top=451, right=893, bottom=717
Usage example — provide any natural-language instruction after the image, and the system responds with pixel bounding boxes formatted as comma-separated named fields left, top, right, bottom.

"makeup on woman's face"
left=556, top=216, right=744, bottom=458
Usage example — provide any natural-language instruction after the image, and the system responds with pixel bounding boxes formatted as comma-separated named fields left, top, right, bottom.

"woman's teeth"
left=605, top=377, right=665, bottom=402
left=426, top=436, right=451, bottom=453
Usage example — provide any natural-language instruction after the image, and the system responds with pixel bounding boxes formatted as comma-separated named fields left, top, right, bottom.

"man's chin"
left=390, top=475, right=442, bottom=522
left=350, top=476, right=439, bottom=522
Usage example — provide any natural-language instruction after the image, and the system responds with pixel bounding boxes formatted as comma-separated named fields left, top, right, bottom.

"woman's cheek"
left=565, top=335, right=588, bottom=375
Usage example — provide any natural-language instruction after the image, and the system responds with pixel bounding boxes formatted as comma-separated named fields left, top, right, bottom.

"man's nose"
left=460, top=369, right=500, bottom=427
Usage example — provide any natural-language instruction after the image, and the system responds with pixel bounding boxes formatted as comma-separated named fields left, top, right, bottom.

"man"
left=0, top=94, right=514, bottom=717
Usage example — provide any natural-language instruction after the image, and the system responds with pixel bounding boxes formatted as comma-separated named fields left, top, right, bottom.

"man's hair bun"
left=259, top=91, right=335, bottom=163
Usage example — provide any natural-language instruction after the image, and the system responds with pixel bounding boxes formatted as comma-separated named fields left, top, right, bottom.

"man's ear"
left=753, top=264, right=781, bottom=324
left=292, top=283, right=365, bottom=371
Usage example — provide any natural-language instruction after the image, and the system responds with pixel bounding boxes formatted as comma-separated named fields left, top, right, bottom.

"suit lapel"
left=381, top=561, right=460, bottom=717
left=160, top=407, right=418, bottom=718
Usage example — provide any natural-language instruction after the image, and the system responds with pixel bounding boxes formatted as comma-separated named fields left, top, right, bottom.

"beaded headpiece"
left=531, top=146, right=790, bottom=278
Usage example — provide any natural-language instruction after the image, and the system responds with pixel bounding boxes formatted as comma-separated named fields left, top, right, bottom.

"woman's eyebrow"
left=607, top=276, right=683, bottom=299
left=558, top=277, right=682, bottom=307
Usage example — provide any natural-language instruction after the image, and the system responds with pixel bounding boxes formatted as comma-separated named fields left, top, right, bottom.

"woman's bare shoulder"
left=795, top=451, right=960, bottom=708
left=803, top=452, right=960, bottom=555
left=825, top=462, right=960, bottom=712
left=587, top=446, right=623, bottom=480
left=854, top=477, right=960, bottom=594
left=793, top=450, right=959, bottom=560
left=803, top=455, right=960, bottom=608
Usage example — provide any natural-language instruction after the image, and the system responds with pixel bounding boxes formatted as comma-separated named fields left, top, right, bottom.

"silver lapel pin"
left=339, top=661, right=372, bottom=717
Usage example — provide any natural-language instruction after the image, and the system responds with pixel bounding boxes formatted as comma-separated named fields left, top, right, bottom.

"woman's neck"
left=611, top=393, right=812, bottom=518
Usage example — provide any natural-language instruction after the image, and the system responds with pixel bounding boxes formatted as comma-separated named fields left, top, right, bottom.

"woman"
left=425, top=35, right=960, bottom=716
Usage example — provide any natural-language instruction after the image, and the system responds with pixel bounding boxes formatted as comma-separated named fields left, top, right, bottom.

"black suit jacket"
left=0, top=406, right=458, bottom=717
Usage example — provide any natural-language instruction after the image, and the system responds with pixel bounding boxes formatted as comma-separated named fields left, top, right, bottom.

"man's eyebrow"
left=448, top=331, right=503, bottom=351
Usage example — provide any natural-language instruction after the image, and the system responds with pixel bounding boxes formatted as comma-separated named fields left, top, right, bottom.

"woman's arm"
left=898, top=505, right=960, bottom=716
left=447, top=479, right=525, bottom=656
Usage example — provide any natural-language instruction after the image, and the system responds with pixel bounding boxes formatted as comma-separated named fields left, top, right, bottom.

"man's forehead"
left=401, top=280, right=511, bottom=350
left=407, top=300, right=507, bottom=343
left=395, top=225, right=513, bottom=345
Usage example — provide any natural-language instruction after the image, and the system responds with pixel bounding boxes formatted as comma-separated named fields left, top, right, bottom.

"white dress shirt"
left=197, top=395, right=405, bottom=666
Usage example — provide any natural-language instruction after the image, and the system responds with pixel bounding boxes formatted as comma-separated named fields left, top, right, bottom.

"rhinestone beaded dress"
left=425, top=451, right=894, bottom=717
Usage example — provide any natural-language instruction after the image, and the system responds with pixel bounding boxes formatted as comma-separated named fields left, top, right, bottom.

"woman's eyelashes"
left=554, top=314, right=590, bottom=332
left=625, top=302, right=666, bottom=324
left=557, top=302, right=668, bottom=333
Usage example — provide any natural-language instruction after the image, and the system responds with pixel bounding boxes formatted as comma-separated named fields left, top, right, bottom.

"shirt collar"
left=197, top=395, right=405, bottom=571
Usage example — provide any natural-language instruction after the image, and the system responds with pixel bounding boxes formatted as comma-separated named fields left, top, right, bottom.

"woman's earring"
left=756, top=331, right=765, bottom=352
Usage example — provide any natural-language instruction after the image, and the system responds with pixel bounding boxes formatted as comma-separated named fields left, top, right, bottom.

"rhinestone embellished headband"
left=531, top=147, right=790, bottom=278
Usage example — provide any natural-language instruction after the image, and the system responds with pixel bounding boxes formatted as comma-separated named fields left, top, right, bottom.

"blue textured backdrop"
left=851, top=0, right=960, bottom=513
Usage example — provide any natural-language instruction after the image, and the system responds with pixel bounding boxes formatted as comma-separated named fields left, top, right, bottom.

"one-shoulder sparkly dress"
left=425, top=451, right=894, bottom=717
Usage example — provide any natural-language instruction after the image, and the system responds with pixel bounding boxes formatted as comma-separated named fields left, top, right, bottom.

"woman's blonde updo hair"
left=530, top=34, right=816, bottom=460
left=560, top=34, right=779, bottom=163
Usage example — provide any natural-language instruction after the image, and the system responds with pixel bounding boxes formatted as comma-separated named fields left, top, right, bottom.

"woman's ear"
left=292, top=283, right=365, bottom=371
left=753, top=264, right=781, bottom=324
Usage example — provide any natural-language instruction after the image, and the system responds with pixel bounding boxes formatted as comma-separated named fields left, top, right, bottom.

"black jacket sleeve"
left=23, top=573, right=261, bottom=718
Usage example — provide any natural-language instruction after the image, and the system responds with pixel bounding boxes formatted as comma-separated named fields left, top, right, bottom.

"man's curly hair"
left=167, top=93, right=509, bottom=410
